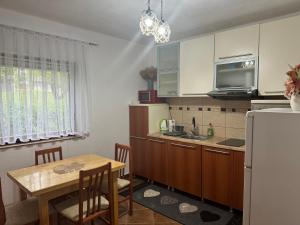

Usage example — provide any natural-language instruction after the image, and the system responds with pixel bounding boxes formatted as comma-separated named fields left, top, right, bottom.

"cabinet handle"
left=171, top=143, right=196, bottom=149
left=205, top=148, right=230, bottom=155
left=218, top=53, right=253, bottom=60
left=149, top=139, right=165, bottom=144
left=182, top=93, right=207, bottom=96
left=130, top=136, right=147, bottom=140
left=264, top=91, right=284, bottom=94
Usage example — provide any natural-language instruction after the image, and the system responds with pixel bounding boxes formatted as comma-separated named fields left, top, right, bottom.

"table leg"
left=38, top=196, right=49, bottom=225
left=112, top=171, right=119, bottom=225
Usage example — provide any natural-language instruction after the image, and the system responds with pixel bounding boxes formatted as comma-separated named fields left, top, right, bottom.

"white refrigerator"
left=243, top=108, right=300, bottom=225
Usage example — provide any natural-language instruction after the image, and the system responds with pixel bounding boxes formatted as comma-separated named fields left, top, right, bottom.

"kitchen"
left=130, top=5, right=300, bottom=225
left=0, top=1, right=300, bottom=225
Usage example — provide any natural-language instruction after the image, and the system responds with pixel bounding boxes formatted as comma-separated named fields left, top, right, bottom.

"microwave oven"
left=208, top=55, right=258, bottom=99
left=138, top=90, right=161, bottom=104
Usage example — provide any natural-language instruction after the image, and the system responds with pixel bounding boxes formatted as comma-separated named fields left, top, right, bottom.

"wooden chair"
left=35, top=146, right=63, bottom=165
left=20, top=146, right=64, bottom=201
left=115, top=143, right=133, bottom=216
left=55, top=163, right=114, bottom=225
left=0, top=177, right=54, bottom=225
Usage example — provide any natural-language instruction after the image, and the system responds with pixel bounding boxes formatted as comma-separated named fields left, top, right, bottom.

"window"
left=0, top=26, right=89, bottom=145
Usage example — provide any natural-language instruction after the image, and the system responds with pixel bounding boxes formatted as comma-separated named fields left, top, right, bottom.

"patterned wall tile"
left=203, top=111, right=226, bottom=127
left=226, top=128, right=245, bottom=139
left=170, top=105, right=183, bottom=124
left=167, top=98, right=250, bottom=139
left=226, top=112, right=246, bottom=129
left=182, top=108, right=203, bottom=126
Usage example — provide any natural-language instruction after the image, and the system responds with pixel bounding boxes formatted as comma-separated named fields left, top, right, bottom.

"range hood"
left=207, top=89, right=258, bottom=100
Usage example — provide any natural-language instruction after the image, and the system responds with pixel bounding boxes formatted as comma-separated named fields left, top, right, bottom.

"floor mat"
left=133, top=184, right=234, bottom=225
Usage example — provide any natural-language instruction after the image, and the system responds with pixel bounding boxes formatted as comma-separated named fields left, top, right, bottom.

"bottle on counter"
left=207, top=123, right=214, bottom=137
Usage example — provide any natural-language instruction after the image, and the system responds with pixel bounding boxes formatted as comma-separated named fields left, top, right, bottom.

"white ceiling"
left=1, top=0, right=300, bottom=44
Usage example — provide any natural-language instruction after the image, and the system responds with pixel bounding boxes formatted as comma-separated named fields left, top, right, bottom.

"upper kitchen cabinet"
left=157, top=42, right=180, bottom=97
left=180, top=35, right=214, bottom=96
left=259, top=15, right=300, bottom=96
left=215, top=24, right=259, bottom=60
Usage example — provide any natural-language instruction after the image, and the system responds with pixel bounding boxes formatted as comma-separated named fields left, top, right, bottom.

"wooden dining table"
left=7, top=154, right=126, bottom=225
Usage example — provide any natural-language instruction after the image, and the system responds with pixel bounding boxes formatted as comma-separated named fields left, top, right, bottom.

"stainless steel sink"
left=180, top=134, right=209, bottom=141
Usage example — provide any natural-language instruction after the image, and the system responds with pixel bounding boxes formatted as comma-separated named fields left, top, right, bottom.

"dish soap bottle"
left=207, top=123, right=214, bottom=137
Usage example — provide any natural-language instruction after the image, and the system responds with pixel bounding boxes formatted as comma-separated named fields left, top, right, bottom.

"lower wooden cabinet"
left=231, top=151, right=245, bottom=210
left=147, top=138, right=167, bottom=184
left=130, top=136, right=149, bottom=178
left=131, top=136, right=245, bottom=210
left=202, top=146, right=233, bottom=206
left=167, top=141, right=202, bottom=197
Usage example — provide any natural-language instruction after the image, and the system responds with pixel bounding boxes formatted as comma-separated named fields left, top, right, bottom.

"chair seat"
left=54, top=196, right=109, bottom=222
left=5, top=198, right=54, bottom=225
left=117, top=178, right=130, bottom=189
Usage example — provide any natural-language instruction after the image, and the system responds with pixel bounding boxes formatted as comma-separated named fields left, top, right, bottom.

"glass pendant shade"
left=154, top=20, right=171, bottom=44
left=139, top=9, right=159, bottom=36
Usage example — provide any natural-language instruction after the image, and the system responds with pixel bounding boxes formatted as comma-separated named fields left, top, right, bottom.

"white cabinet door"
left=215, top=24, right=259, bottom=60
left=180, top=35, right=214, bottom=96
left=259, top=15, right=300, bottom=96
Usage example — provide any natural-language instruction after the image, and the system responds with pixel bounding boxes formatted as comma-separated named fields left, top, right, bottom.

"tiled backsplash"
left=167, top=97, right=251, bottom=139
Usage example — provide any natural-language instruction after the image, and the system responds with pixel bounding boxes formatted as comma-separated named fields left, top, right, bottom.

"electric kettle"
left=159, top=119, right=168, bottom=132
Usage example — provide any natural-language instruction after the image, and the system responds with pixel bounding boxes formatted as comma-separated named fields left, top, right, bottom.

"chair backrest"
left=115, top=143, right=132, bottom=178
left=35, top=147, right=63, bottom=165
left=0, top=178, right=6, bottom=225
left=78, top=162, right=114, bottom=225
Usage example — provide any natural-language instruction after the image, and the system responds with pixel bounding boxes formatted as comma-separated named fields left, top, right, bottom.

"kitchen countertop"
left=148, top=133, right=245, bottom=152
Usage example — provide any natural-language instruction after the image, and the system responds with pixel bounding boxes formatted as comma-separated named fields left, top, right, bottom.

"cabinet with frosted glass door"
left=157, top=42, right=180, bottom=97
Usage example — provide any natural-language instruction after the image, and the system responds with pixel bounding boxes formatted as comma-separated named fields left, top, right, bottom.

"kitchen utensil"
left=168, top=119, right=175, bottom=132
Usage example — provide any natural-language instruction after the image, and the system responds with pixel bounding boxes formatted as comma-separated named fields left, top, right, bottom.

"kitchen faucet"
left=191, top=117, right=200, bottom=136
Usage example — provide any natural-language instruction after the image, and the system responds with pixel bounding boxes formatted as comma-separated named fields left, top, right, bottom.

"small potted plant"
left=140, top=66, right=157, bottom=90
left=285, top=64, right=300, bottom=111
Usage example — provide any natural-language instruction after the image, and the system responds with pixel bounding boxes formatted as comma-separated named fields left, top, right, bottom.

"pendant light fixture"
left=154, top=0, right=171, bottom=43
left=139, top=0, right=159, bottom=36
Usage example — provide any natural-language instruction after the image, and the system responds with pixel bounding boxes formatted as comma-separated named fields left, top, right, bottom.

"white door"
left=180, top=35, right=214, bottom=96
left=215, top=24, right=259, bottom=60
left=250, top=110, right=300, bottom=225
left=259, top=15, right=300, bottom=96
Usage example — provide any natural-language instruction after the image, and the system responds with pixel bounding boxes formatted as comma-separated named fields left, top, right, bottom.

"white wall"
left=0, top=8, right=155, bottom=205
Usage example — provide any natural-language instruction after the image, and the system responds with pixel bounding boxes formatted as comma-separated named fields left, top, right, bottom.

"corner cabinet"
left=259, top=15, right=300, bottom=96
left=215, top=24, right=259, bottom=60
left=157, top=42, right=180, bottom=97
left=180, top=35, right=214, bottom=96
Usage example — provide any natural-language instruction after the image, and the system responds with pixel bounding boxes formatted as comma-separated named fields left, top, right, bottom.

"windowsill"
left=0, top=135, right=85, bottom=150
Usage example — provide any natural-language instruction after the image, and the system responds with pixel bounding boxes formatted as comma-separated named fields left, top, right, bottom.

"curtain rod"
left=0, top=24, right=99, bottom=46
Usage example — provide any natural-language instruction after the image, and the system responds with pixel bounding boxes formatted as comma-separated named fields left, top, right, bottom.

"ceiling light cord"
left=160, top=0, right=164, bottom=22
left=147, top=0, right=151, bottom=11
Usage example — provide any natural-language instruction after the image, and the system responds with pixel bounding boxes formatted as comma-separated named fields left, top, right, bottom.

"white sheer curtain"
left=0, top=25, right=89, bottom=145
